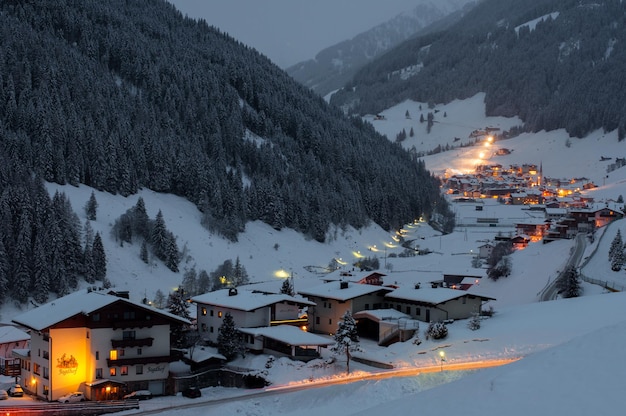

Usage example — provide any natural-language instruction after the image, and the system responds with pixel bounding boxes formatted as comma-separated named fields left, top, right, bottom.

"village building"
left=298, top=281, right=394, bottom=335
left=191, top=288, right=329, bottom=361
left=0, top=325, right=29, bottom=378
left=11, top=289, right=189, bottom=401
left=384, top=286, right=495, bottom=323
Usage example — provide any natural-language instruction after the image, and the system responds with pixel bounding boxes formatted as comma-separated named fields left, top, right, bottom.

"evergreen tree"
left=331, top=310, right=361, bottom=374
left=166, top=287, right=191, bottom=347
left=150, top=210, right=167, bottom=261
left=163, top=231, right=180, bottom=273
left=140, top=240, right=149, bottom=264
left=609, top=230, right=623, bottom=261
left=197, top=270, right=211, bottom=295
left=153, top=289, right=166, bottom=309
left=232, top=257, right=249, bottom=286
left=0, top=239, right=8, bottom=305
left=217, top=312, right=244, bottom=361
left=210, top=259, right=233, bottom=291
left=84, top=191, right=98, bottom=221
left=32, top=236, right=51, bottom=304
left=92, top=232, right=107, bottom=281
left=611, top=248, right=625, bottom=272
left=280, top=277, right=294, bottom=296
left=181, top=267, right=198, bottom=296
left=557, top=265, right=582, bottom=298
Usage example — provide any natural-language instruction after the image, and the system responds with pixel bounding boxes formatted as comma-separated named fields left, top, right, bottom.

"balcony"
left=112, top=320, right=153, bottom=330
left=111, top=337, right=154, bottom=348
left=106, top=355, right=171, bottom=367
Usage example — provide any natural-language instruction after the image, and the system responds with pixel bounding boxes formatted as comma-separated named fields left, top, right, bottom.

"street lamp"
left=439, top=350, right=446, bottom=371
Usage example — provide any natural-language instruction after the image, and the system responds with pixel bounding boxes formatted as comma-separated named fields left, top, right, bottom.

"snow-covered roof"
left=238, top=325, right=333, bottom=346
left=191, top=288, right=315, bottom=312
left=298, top=281, right=393, bottom=302
left=0, top=325, right=30, bottom=343
left=386, top=287, right=494, bottom=305
left=12, top=289, right=190, bottom=331
left=353, top=308, right=410, bottom=322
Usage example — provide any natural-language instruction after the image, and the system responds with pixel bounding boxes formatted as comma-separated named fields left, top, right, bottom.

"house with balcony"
left=11, top=289, right=189, bottom=401
left=298, top=281, right=394, bottom=336
left=0, top=325, right=29, bottom=377
left=191, top=288, right=327, bottom=361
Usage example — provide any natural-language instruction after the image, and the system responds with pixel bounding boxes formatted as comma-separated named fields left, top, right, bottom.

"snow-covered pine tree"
left=166, top=287, right=191, bottom=347
left=197, top=270, right=211, bottom=294
left=331, top=310, right=361, bottom=374
left=84, top=191, right=98, bottom=221
left=153, top=289, right=166, bottom=309
left=611, top=248, right=625, bottom=271
left=217, top=312, right=244, bottom=361
left=92, top=232, right=107, bottom=281
left=609, top=229, right=623, bottom=261
left=181, top=267, right=198, bottom=296
left=557, top=265, right=582, bottom=298
left=280, top=278, right=294, bottom=296
left=232, top=257, right=248, bottom=286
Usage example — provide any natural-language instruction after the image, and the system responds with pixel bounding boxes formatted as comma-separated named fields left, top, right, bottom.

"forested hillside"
left=0, top=1, right=451, bottom=305
left=0, top=0, right=448, bottom=240
left=330, top=0, right=626, bottom=139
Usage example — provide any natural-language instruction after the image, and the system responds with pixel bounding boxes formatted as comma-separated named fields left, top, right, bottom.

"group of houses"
left=1, top=270, right=494, bottom=402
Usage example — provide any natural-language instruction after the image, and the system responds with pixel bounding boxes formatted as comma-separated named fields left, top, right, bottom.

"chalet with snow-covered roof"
left=478, top=243, right=494, bottom=259
left=384, top=286, right=494, bottom=323
left=191, top=288, right=315, bottom=350
left=11, top=289, right=189, bottom=401
left=515, top=219, right=550, bottom=242
left=238, top=325, right=332, bottom=362
left=298, top=281, right=394, bottom=335
left=352, top=309, right=419, bottom=346
left=0, top=325, right=29, bottom=377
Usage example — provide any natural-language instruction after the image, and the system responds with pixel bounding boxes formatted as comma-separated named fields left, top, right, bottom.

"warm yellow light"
left=106, top=386, right=111, bottom=393
left=352, top=250, right=364, bottom=259
left=479, top=152, right=485, bottom=159
left=439, top=350, right=446, bottom=358
left=274, top=269, right=290, bottom=279
left=31, top=378, right=36, bottom=386
left=487, top=136, right=494, bottom=143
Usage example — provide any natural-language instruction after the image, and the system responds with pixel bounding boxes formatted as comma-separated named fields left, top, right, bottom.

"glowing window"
left=109, top=350, right=118, bottom=360
left=218, top=311, right=223, bottom=318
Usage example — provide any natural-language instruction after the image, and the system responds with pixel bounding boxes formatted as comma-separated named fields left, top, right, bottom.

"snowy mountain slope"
left=287, top=0, right=476, bottom=97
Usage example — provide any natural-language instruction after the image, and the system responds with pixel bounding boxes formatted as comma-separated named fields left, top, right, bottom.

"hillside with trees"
left=0, top=0, right=450, bottom=245
left=330, top=0, right=626, bottom=139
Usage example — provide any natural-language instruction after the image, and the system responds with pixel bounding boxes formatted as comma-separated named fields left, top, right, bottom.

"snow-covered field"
left=3, top=93, right=626, bottom=415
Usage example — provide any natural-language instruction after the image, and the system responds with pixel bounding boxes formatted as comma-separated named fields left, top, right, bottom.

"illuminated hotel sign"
left=57, top=353, right=79, bottom=375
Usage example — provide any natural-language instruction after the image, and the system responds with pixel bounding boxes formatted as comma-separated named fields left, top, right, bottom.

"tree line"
left=0, top=0, right=451, bottom=246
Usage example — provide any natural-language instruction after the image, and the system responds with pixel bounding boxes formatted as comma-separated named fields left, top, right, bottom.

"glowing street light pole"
left=439, top=350, right=446, bottom=372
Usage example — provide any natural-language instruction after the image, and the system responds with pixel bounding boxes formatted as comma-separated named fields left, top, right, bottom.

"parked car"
left=123, top=390, right=152, bottom=400
left=8, top=384, right=24, bottom=397
left=0, top=389, right=8, bottom=400
left=181, top=387, right=201, bottom=398
left=58, top=392, right=86, bottom=403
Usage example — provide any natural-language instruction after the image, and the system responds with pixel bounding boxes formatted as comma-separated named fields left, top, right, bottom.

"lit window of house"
left=218, top=311, right=223, bottom=318
left=201, top=307, right=207, bottom=316
left=109, top=350, right=118, bottom=360
left=121, top=366, right=128, bottom=376
left=110, top=368, right=117, bottom=376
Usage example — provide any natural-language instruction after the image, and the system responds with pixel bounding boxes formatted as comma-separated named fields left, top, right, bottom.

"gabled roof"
left=12, top=289, right=190, bottom=331
left=385, top=287, right=494, bottom=306
left=238, top=325, right=333, bottom=347
left=298, top=281, right=393, bottom=302
left=0, top=325, right=30, bottom=343
left=191, top=288, right=315, bottom=312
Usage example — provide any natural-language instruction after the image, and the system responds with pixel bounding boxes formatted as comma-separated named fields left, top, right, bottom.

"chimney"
left=228, top=288, right=238, bottom=296
left=414, top=283, right=421, bottom=290
left=340, top=281, right=349, bottom=289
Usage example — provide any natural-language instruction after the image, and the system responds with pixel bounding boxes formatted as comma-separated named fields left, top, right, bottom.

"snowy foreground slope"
left=4, top=94, right=626, bottom=415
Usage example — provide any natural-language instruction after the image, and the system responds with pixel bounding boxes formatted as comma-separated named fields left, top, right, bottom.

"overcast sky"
left=167, top=0, right=419, bottom=68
